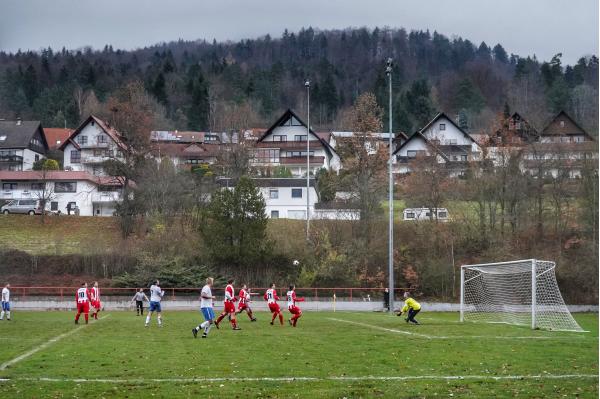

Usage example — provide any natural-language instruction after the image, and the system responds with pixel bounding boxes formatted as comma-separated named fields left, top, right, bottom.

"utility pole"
left=386, top=58, right=395, bottom=313
left=305, top=80, right=311, bottom=240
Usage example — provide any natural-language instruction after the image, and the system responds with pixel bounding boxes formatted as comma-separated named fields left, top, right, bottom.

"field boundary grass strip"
left=0, top=314, right=110, bottom=371
left=327, top=317, right=583, bottom=340
left=0, top=374, right=596, bottom=383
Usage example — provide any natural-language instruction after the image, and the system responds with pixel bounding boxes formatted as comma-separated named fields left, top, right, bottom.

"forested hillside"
left=0, top=27, right=597, bottom=135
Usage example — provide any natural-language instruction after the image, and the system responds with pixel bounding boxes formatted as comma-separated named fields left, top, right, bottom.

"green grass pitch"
left=0, top=311, right=597, bottom=398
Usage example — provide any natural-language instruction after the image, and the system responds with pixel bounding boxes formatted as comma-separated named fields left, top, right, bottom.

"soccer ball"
left=293, top=259, right=300, bottom=266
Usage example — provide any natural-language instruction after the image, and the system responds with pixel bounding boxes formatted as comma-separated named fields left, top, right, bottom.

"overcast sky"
left=0, top=0, right=597, bottom=65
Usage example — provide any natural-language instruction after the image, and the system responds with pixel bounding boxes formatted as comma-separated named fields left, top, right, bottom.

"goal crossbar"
left=459, top=259, right=584, bottom=332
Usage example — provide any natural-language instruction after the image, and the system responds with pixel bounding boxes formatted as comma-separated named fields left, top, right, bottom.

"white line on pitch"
left=0, top=314, right=110, bottom=371
left=327, top=318, right=573, bottom=340
left=0, top=374, right=596, bottom=384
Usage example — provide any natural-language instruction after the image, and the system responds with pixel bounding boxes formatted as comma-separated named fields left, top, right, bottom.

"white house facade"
left=0, top=120, right=48, bottom=171
left=253, top=109, right=341, bottom=177
left=0, top=171, right=122, bottom=216
left=60, top=116, right=126, bottom=176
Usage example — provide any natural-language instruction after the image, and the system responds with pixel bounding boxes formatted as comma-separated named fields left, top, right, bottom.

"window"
left=254, top=149, right=279, bottom=164
left=448, top=139, right=457, bottom=145
left=50, top=202, right=58, bottom=211
left=35, top=154, right=40, bottom=162
left=2, top=183, right=17, bottom=190
left=55, top=182, right=77, bottom=193
left=0, top=135, right=6, bottom=141
left=269, top=189, right=279, bottom=199
left=8, top=164, right=21, bottom=171
left=407, top=150, right=418, bottom=158
left=18, top=200, right=36, bottom=206
left=461, top=155, right=468, bottom=162
left=30, top=138, right=42, bottom=147
left=271, top=210, right=279, bottom=219
left=439, top=124, right=446, bottom=130
left=92, top=166, right=102, bottom=176
left=574, top=136, right=585, bottom=143
left=70, top=150, right=81, bottom=164
left=294, top=135, right=308, bottom=142
left=291, top=188, right=303, bottom=198
left=560, top=120, right=565, bottom=128
left=97, top=134, right=108, bottom=144
left=273, top=135, right=287, bottom=142
left=93, top=149, right=103, bottom=157
left=31, top=183, right=44, bottom=190
left=76, top=135, right=88, bottom=145
left=285, top=151, right=314, bottom=158
left=98, top=185, right=119, bottom=192
left=405, top=212, right=415, bottom=219
left=438, top=211, right=448, bottom=218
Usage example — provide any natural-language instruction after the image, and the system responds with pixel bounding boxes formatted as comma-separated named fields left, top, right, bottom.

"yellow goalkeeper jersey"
left=401, top=297, right=421, bottom=313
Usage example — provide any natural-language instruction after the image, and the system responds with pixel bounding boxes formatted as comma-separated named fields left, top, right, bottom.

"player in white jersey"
left=145, top=280, right=165, bottom=327
left=286, top=284, right=305, bottom=327
left=75, top=282, right=91, bottom=324
left=192, top=277, right=216, bottom=338
left=90, top=281, right=102, bottom=320
left=1, top=283, right=11, bottom=321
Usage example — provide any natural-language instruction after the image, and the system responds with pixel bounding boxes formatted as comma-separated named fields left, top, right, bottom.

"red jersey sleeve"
left=274, top=289, right=280, bottom=300
left=293, top=292, right=305, bottom=302
left=263, top=292, right=268, bottom=301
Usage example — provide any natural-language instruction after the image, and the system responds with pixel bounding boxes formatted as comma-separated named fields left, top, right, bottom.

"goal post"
left=459, top=259, right=583, bottom=332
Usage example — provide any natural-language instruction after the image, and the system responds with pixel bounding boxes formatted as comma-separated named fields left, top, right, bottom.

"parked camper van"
left=403, top=207, right=449, bottom=222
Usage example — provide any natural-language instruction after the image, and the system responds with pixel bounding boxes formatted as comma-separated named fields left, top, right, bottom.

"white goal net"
left=460, top=259, right=583, bottom=331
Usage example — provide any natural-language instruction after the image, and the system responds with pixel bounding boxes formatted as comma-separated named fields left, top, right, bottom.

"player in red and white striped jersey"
left=214, top=279, right=241, bottom=330
left=264, top=283, right=284, bottom=326
left=236, top=284, right=257, bottom=322
left=286, top=285, right=305, bottom=327
left=90, top=281, right=102, bottom=320
left=75, top=282, right=91, bottom=324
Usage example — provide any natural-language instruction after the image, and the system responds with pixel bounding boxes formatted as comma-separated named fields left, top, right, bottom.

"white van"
left=1, top=199, right=44, bottom=215
left=403, top=207, right=449, bottom=222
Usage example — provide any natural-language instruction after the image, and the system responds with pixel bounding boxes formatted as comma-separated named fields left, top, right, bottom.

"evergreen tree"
left=152, top=73, right=168, bottom=105
left=22, top=64, right=39, bottom=106
left=493, top=44, right=509, bottom=64
left=454, top=78, right=485, bottom=113
left=186, top=66, right=209, bottom=130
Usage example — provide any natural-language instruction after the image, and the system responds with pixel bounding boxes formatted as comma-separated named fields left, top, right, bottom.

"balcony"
left=91, top=191, right=121, bottom=203
left=0, top=189, right=41, bottom=200
left=81, top=155, right=108, bottom=164
left=280, top=156, right=325, bottom=165
left=255, top=141, right=324, bottom=150
left=0, top=155, right=23, bottom=164
left=77, top=140, right=110, bottom=149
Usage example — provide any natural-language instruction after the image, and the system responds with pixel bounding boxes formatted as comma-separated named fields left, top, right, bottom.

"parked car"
left=403, top=207, right=450, bottom=222
left=1, top=199, right=44, bottom=215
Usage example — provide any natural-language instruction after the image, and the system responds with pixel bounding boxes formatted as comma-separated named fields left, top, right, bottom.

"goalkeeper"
left=397, top=291, right=421, bottom=324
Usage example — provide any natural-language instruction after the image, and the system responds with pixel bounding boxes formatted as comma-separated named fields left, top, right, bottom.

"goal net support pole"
left=459, top=259, right=583, bottom=332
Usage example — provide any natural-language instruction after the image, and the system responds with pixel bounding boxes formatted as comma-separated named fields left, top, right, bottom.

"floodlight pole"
left=305, top=80, right=311, bottom=240
left=386, top=59, right=394, bottom=313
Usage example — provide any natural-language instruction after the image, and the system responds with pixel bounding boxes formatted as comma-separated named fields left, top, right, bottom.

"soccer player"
left=145, top=280, right=165, bottom=327
left=264, top=283, right=283, bottom=326
left=75, top=282, right=90, bottom=324
left=192, top=277, right=216, bottom=338
left=0, top=283, right=11, bottom=321
left=236, top=284, right=257, bottom=322
left=286, top=285, right=305, bottom=327
left=131, top=289, right=149, bottom=316
left=397, top=291, right=421, bottom=324
left=90, top=281, right=102, bottom=320
left=214, top=279, right=241, bottom=330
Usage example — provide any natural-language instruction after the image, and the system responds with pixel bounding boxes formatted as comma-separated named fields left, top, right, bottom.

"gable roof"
left=257, top=109, right=338, bottom=158
left=0, top=120, right=48, bottom=150
left=59, top=115, right=127, bottom=151
left=43, top=128, right=73, bottom=150
left=392, top=131, right=451, bottom=162
left=419, top=112, right=476, bottom=143
left=542, top=111, right=593, bottom=139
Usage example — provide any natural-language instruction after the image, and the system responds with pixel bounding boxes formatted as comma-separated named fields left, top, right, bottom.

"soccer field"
left=0, top=311, right=597, bottom=398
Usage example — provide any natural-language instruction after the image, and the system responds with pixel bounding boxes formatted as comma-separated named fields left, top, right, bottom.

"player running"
left=131, top=288, right=149, bottom=316
left=192, top=277, right=217, bottom=338
left=90, top=281, right=102, bottom=320
left=397, top=291, right=421, bottom=324
left=75, top=282, right=91, bottom=324
left=214, top=279, right=241, bottom=330
left=1, top=283, right=11, bottom=321
left=236, top=284, right=257, bottom=322
left=264, top=283, right=284, bottom=326
left=145, top=280, right=165, bottom=327
left=286, top=285, right=305, bottom=327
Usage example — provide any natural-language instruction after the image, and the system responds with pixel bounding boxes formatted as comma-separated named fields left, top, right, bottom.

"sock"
left=84, top=314, right=89, bottom=323
left=75, top=313, right=80, bottom=322
left=145, top=315, right=150, bottom=325
left=158, top=315, right=162, bottom=325
left=271, top=313, right=277, bottom=323
left=278, top=313, right=283, bottom=325
left=230, top=318, right=237, bottom=328
left=247, top=310, right=254, bottom=320
left=200, top=321, right=209, bottom=329
left=0, top=311, right=4, bottom=320
left=216, top=313, right=225, bottom=324
left=204, top=324, right=212, bottom=335
left=6, top=311, right=10, bottom=320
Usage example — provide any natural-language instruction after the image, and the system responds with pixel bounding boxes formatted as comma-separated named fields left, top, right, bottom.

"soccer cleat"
left=201, top=333, right=207, bottom=338
left=192, top=328, right=198, bottom=338
left=145, top=324, right=149, bottom=327
left=405, top=318, right=409, bottom=323
left=214, top=321, right=220, bottom=329
left=232, top=326, right=241, bottom=330
left=75, top=320, right=78, bottom=324
left=251, top=318, right=257, bottom=322
left=270, top=321, right=274, bottom=325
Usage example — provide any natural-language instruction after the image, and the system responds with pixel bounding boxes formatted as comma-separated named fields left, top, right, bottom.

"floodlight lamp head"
left=304, top=80, right=310, bottom=88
